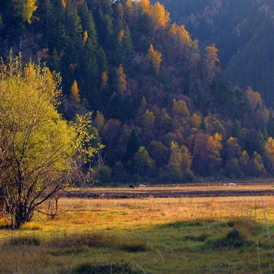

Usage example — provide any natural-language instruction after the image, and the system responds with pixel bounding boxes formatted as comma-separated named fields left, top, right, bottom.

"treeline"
left=1, top=0, right=274, bottom=184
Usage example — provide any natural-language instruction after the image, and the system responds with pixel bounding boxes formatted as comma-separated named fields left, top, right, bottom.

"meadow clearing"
left=1, top=183, right=274, bottom=273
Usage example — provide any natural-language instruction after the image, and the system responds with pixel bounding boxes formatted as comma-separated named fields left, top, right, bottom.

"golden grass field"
left=1, top=183, right=274, bottom=273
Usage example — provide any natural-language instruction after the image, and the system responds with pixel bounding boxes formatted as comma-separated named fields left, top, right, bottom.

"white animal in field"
left=228, top=183, right=237, bottom=187
left=139, top=184, right=146, bottom=188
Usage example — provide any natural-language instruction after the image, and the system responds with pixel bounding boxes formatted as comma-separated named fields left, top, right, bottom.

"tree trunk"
left=12, top=202, right=33, bottom=229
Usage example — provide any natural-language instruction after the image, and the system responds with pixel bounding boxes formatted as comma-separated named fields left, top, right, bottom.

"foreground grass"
left=1, top=192, right=274, bottom=273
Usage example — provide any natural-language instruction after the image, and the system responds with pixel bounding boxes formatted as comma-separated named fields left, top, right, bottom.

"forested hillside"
left=151, top=0, right=274, bottom=106
left=1, top=0, right=274, bottom=184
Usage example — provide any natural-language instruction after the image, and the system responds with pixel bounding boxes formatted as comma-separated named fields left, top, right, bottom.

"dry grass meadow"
left=1, top=183, right=274, bottom=273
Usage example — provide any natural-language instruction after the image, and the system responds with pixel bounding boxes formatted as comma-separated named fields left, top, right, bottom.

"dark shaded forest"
left=151, top=0, right=274, bottom=106
left=1, top=0, right=274, bottom=184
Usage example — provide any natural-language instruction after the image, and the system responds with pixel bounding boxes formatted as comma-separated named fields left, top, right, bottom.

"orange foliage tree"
left=147, top=44, right=162, bottom=75
left=149, top=2, right=170, bottom=28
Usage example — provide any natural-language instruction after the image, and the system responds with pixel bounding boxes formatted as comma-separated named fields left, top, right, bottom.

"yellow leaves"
left=125, top=0, right=133, bottom=16
left=0, top=54, right=80, bottom=174
left=118, top=29, right=125, bottom=44
left=149, top=2, right=170, bottom=29
left=169, top=23, right=191, bottom=46
left=147, top=44, right=162, bottom=74
left=245, top=87, right=262, bottom=111
left=169, top=141, right=192, bottom=169
left=24, top=63, right=36, bottom=78
left=189, top=113, right=201, bottom=129
left=83, top=30, right=88, bottom=44
left=205, top=45, right=219, bottom=66
left=192, top=132, right=223, bottom=169
left=265, top=137, right=274, bottom=171
left=75, top=113, right=103, bottom=164
left=0, top=55, right=103, bottom=227
left=140, top=109, right=155, bottom=129
left=12, top=0, right=37, bottom=24
left=61, top=0, right=67, bottom=8
left=117, top=64, right=127, bottom=93
left=117, top=3, right=125, bottom=19
left=205, top=44, right=220, bottom=82
left=265, top=137, right=274, bottom=152
left=209, top=132, right=223, bottom=151
left=172, top=99, right=190, bottom=118
left=70, top=80, right=80, bottom=104
left=137, top=0, right=169, bottom=29
left=150, top=2, right=169, bottom=28
left=139, top=0, right=150, bottom=13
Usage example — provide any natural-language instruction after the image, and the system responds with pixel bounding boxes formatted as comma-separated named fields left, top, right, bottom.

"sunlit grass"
left=1, top=186, right=274, bottom=273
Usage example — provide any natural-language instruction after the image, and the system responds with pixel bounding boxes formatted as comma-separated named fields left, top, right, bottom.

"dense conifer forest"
left=151, top=0, right=274, bottom=106
left=1, top=0, right=274, bottom=184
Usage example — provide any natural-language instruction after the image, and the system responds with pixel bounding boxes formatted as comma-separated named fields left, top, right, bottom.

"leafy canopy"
left=0, top=53, right=98, bottom=228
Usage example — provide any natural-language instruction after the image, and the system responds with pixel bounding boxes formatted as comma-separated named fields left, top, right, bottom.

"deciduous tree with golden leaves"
left=147, top=44, right=162, bottom=75
left=117, top=64, right=127, bottom=93
left=0, top=54, right=100, bottom=228
left=70, top=79, right=81, bottom=104
left=12, top=0, right=37, bottom=23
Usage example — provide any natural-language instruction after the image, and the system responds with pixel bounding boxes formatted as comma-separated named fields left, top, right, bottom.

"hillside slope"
left=0, top=0, right=274, bottom=183
left=151, top=0, right=274, bottom=105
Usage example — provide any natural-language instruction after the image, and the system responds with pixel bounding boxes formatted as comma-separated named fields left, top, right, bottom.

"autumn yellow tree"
left=0, top=54, right=99, bottom=228
left=147, top=44, right=162, bottom=75
left=133, top=146, right=154, bottom=177
left=139, top=0, right=150, bottom=13
left=116, top=3, right=125, bottom=21
left=191, top=132, right=222, bottom=175
left=61, top=0, right=67, bottom=8
left=245, top=87, right=262, bottom=112
left=225, top=137, right=242, bottom=159
left=83, top=30, right=88, bottom=43
left=101, top=71, right=108, bottom=90
left=169, top=23, right=191, bottom=46
left=12, top=0, right=37, bottom=23
left=250, top=152, right=266, bottom=176
left=239, top=150, right=250, bottom=175
left=207, top=133, right=223, bottom=172
left=172, top=99, right=190, bottom=118
left=265, top=137, right=274, bottom=174
left=117, top=64, right=127, bottom=93
left=149, top=2, right=170, bottom=28
left=70, top=79, right=80, bottom=104
left=118, top=29, right=125, bottom=44
left=125, top=0, right=133, bottom=18
left=168, top=142, right=192, bottom=170
left=188, top=113, right=201, bottom=129
left=204, top=44, right=220, bottom=82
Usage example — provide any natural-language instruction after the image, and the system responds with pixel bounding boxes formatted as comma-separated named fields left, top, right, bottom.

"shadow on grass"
left=155, top=217, right=261, bottom=253
left=3, top=235, right=42, bottom=246
left=157, top=219, right=215, bottom=229
left=75, top=261, right=144, bottom=274
left=47, top=233, right=150, bottom=253
left=0, top=224, right=13, bottom=230
left=3, top=232, right=150, bottom=254
left=202, top=234, right=251, bottom=250
left=1, top=217, right=273, bottom=273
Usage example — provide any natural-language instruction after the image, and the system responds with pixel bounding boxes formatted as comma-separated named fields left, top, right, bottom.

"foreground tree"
left=0, top=54, right=98, bottom=228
